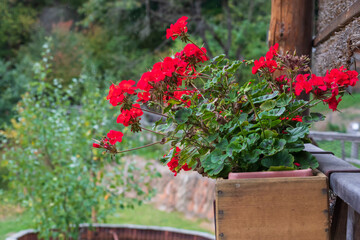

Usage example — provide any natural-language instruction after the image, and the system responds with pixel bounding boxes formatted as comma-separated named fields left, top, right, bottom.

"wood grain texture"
left=268, top=0, right=314, bottom=56
left=330, top=197, right=348, bottom=240
left=215, top=172, right=329, bottom=240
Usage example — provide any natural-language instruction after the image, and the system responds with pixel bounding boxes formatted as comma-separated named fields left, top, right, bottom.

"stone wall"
left=316, top=0, right=357, bottom=33
left=313, top=0, right=360, bottom=75
left=152, top=167, right=215, bottom=221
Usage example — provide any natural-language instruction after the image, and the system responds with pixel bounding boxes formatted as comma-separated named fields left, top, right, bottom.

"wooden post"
left=268, top=0, right=314, bottom=56
left=351, top=142, right=359, bottom=159
left=331, top=198, right=348, bottom=240
left=341, top=140, right=346, bottom=160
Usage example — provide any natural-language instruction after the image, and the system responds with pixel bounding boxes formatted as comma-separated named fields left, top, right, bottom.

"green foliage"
left=0, top=59, right=29, bottom=125
left=0, top=1, right=37, bottom=59
left=1, top=43, right=158, bottom=239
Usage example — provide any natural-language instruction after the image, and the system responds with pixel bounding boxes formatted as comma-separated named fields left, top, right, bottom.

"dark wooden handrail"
left=306, top=144, right=360, bottom=239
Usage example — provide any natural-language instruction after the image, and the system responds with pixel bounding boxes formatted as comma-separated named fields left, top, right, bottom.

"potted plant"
left=94, top=16, right=358, bottom=239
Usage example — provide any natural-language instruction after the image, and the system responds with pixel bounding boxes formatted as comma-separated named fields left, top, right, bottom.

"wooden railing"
left=310, top=131, right=360, bottom=165
left=305, top=144, right=360, bottom=240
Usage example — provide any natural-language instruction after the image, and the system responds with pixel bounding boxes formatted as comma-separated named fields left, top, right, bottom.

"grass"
left=317, top=140, right=352, bottom=159
left=0, top=204, right=213, bottom=240
left=0, top=205, right=33, bottom=240
left=106, top=204, right=213, bottom=233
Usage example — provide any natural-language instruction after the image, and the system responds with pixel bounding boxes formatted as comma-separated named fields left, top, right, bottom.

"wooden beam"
left=313, top=0, right=360, bottom=47
left=268, top=0, right=314, bottom=56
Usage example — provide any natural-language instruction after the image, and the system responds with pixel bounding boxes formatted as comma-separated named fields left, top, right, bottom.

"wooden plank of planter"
left=215, top=171, right=329, bottom=240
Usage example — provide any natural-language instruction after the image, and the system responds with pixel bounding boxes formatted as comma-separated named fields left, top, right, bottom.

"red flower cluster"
left=117, top=104, right=143, bottom=127
left=166, top=147, right=191, bottom=176
left=176, top=43, right=209, bottom=64
left=166, top=16, right=188, bottom=40
left=294, top=67, right=358, bottom=111
left=252, top=43, right=279, bottom=74
left=107, top=130, right=124, bottom=145
left=106, top=80, right=137, bottom=106
left=137, top=56, right=189, bottom=92
left=92, top=130, right=123, bottom=153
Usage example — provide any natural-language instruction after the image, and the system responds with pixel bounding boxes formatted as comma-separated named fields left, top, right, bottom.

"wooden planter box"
left=215, top=171, right=329, bottom=240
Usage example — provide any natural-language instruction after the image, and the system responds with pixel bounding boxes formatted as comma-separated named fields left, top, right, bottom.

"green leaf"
left=201, top=150, right=227, bottom=176
left=264, top=130, right=278, bottom=138
left=227, top=136, right=246, bottom=155
left=216, top=138, right=229, bottom=149
left=285, top=124, right=309, bottom=143
left=243, top=149, right=262, bottom=163
left=258, top=107, right=286, bottom=119
left=174, top=108, right=193, bottom=124
left=276, top=93, right=292, bottom=107
left=303, top=112, right=326, bottom=123
left=252, top=91, right=279, bottom=103
left=286, top=141, right=305, bottom=152
left=270, top=119, right=281, bottom=127
left=227, top=60, right=242, bottom=73
left=239, top=113, right=248, bottom=124
left=292, top=151, right=319, bottom=169
left=207, top=133, right=219, bottom=142
left=268, top=166, right=295, bottom=171
left=259, top=138, right=286, bottom=156
left=211, top=54, right=225, bottom=63
left=260, top=100, right=276, bottom=111
left=261, top=150, right=294, bottom=168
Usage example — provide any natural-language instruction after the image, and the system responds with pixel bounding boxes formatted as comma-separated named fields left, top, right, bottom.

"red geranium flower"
left=117, top=104, right=144, bottom=127
left=294, top=74, right=312, bottom=96
left=106, top=130, right=124, bottom=145
left=106, top=80, right=137, bottom=106
left=92, top=143, right=101, bottom=148
left=252, top=43, right=279, bottom=74
left=166, top=16, right=188, bottom=40
left=165, top=147, right=191, bottom=176
left=137, top=92, right=151, bottom=103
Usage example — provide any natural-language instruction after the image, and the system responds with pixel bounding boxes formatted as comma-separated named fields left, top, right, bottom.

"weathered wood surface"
left=330, top=198, right=348, bottom=240
left=313, top=0, right=360, bottom=46
left=268, top=0, right=313, bottom=56
left=309, top=131, right=360, bottom=142
left=305, top=144, right=360, bottom=177
left=307, top=143, right=360, bottom=239
left=215, top=171, right=329, bottom=240
left=8, top=224, right=215, bottom=240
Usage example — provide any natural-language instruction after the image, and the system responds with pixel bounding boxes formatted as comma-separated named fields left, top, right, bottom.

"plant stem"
left=116, top=141, right=162, bottom=154
left=133, top=106, right=168, bottom=118
left=246, top=93, right=265, bottom=138
left=141, top=127, right=167, bottom=136
left=287, top=98, right=317, bottom=117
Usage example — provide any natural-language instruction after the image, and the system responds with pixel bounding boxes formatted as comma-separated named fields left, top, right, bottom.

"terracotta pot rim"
left=228, top=168, right=313, bottom=179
